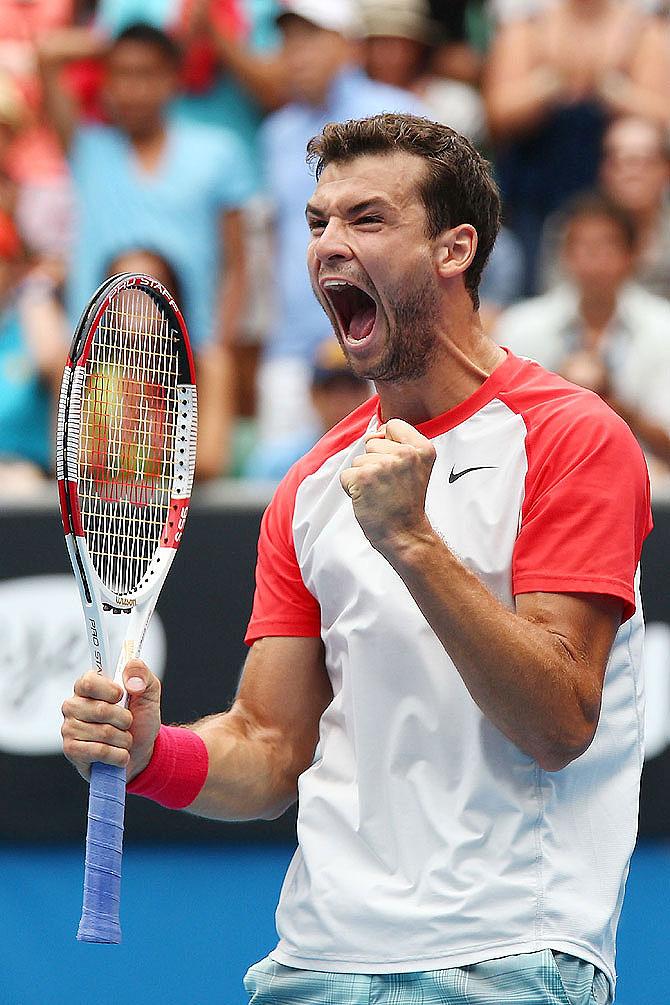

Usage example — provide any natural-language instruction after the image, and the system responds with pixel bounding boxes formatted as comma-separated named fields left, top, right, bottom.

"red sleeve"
left=511, top=394, right=652, bottom=623
left=244, top=467, right=321, bottom=645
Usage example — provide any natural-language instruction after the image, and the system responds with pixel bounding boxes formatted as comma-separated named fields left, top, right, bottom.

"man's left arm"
left=340, top=419, right=633, bottom=772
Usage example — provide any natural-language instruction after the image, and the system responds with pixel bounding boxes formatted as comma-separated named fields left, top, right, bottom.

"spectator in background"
left=0, top=0, right=76, bottom=266
left=0, top=70, right=27, bottom=218
left=427, top=0, right=486, bottom=88
left=540, top=116, right=670, bottom=301
left=245, top=338, right=370, bottom=480
left=256, top=0, right=425, bottom=463
left=599, top=116, right=670, bottom=302
left=494, top=193, right=670, bottom=485
left=0, top=210, right=69, bottom=494
left=92, top=2, right=287, bottom=427
left=37, top=23, right=253, bottom=397
left=358, top=0, right=525, bottom=333
left=477, top=225, right=525, bottom=333
left=93, top=1, right=286, bottom=182
left=360, top=0, right=487, bottom=147
left=106, top=248, right=235, bottom=481
left=484, top=0, right=668, bottom=294
left=489, top=0, right=547, bottom=19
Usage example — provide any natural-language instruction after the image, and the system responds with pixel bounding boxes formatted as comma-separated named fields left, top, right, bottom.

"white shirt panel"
left=274, top=401, right=558, bottom=966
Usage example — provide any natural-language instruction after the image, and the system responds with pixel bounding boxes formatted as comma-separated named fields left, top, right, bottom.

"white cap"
left=359, top=0, right=439, bottom=44
left=277, top=0, right=363, bottom=37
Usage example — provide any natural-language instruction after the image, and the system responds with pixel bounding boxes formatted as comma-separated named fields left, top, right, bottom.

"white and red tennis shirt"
left=245, top=351, right=652, bottom=997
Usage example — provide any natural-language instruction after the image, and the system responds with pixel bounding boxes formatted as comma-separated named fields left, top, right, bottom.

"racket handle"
left=77, top=761, right=126, bottom=944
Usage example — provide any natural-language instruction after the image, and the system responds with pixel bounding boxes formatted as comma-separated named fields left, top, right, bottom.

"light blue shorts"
left=244, top=949, right=610, bottom=1004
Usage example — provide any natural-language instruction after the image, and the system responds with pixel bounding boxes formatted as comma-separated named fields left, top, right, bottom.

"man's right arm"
left=61, top=634, right=332, bottom=822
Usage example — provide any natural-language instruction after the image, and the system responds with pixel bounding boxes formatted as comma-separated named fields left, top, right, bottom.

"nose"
left=313, top=218, right=353, bottom=265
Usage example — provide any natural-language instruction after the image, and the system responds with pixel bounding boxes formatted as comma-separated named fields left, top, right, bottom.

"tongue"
left=348, top=304, right=376, bottom=342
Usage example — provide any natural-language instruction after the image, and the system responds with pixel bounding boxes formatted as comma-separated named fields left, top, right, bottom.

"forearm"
left=598, top=71, right=670, bottom=128
left=217, top=261, right=246, bottom=348
left=184, top=707, right=299, bottom=821
left=38, top=59, right=77, bottom=152
left=37, top=27, right=104, bottom=151
left=193, top=344, right=234, bottom=479
left=18, top=275, right=69, bottom=381
left=212, top=35, right=288, bottom=111
left=384, top=525, right=601, bottom=770
left=485, top=67, right=563, bottom=139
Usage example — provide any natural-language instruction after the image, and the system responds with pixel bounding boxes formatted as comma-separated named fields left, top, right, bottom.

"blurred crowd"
left=1, top=0, right=670, bottom=494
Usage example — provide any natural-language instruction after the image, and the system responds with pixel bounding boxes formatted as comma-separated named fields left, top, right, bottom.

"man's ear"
left=434, top=224, right=478, bottom=280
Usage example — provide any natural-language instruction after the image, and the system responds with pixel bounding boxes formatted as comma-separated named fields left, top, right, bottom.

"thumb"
left=123, top=659, right=160, bottom=702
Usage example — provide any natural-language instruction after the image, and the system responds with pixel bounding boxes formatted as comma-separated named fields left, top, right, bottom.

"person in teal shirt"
left=39, top=22, right=255, bottom=351
left=0, top=213, right=68, bottom=485
left=94, top=0, right=282, bottom=187
left=0, top=307, right=51, bottom=473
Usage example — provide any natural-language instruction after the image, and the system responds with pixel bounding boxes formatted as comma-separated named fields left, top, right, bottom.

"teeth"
left=323, top=280, right=352, bottom=288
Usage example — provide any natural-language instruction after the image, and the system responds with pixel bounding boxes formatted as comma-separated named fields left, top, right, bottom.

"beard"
left=311, top=262, right=442, bottom=384
left=365, top=273, right=441, bottom=383
left=337, top=270, right=441, bottom=384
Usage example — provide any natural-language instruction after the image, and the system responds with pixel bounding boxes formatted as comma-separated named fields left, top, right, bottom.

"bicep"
left=233, top=635, right=332, bottom=773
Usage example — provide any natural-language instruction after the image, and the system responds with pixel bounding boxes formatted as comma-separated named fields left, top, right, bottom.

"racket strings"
left=78, top=289, right=180, bottom=595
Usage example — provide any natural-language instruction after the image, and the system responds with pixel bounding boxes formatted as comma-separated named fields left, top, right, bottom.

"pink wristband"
left=126, top=724, right=209, bottom=809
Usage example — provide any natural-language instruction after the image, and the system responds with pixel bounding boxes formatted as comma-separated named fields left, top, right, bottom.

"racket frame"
left=57, top=272, right=197, bottom=943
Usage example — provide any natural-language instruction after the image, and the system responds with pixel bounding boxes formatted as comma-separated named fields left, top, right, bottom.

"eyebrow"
left=305, top=197, right=394, bottom=219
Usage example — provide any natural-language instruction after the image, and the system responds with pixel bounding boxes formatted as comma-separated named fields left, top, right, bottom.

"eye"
left=307, top=218, right=326, bottom=235
left=356, top=216, right=383, bottom=226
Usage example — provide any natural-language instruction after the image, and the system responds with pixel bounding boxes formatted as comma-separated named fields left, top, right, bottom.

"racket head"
left=57, top=272, right=197, bottom=614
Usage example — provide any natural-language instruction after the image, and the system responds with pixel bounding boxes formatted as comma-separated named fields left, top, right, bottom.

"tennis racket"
left=56, top=272, right=197, bottom=944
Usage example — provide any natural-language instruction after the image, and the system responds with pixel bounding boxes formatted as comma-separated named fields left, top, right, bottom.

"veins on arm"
left=185, top=635, right=332, bottom=821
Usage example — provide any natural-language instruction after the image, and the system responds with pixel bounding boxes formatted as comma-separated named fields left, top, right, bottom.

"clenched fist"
left=340, top=418, right=436, bottom=561
left=61, top=659, right=162, bottom=782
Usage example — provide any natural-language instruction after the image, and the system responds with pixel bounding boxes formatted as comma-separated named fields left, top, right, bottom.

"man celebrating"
left=62, top=114, right=651, bottom=1005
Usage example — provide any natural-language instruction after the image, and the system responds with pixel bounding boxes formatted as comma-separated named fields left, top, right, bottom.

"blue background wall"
left=2, top=840, right=667, bottom=1005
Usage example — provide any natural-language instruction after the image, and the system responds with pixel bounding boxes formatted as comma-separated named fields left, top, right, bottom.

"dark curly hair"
left=306, top=113, right=501, bottom=310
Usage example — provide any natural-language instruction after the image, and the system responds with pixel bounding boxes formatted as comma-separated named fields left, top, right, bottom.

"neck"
left=568, top=0, right=610, bottom=17
left=376, top=319, right=506, bottom=426
left=579, top=289, right=618, bottom=334
left=127, top=121, right=165, bottom=147
left=308, top=64, right=347, bottom=108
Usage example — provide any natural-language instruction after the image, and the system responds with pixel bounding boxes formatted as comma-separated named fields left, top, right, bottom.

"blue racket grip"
left=77, top=761, right=126, bottom=943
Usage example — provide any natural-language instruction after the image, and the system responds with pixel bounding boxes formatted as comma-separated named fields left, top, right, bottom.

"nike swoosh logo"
left=448, top=465, right=497, bottom=484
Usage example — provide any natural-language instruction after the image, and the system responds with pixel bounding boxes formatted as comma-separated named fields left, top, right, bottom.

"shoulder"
left=508, top=356, right=652, bottom=622
left=500, top=355, right=647, bottom=483
left=501, top=353, right=629, bottom=431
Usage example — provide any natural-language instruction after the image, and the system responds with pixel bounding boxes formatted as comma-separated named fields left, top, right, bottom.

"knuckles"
left=61, top=694, right=133, bottom=731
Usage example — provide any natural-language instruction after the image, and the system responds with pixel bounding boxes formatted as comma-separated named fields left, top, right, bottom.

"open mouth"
left=321, top=280, right=378, bottom=343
